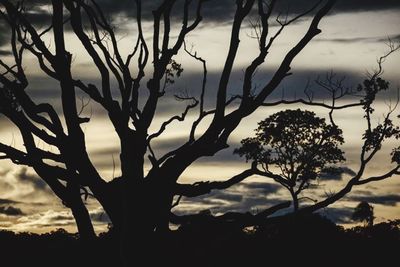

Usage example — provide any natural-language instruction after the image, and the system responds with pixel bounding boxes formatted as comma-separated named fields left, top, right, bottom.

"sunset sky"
left=0, top=0, right=400, bottom=233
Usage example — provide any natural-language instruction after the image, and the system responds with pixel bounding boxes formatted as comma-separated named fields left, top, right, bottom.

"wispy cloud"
left=347, top=194, right=400, bottom=206
left=2, top=207, right=109, bottom=232
left=315, top=34, right=400, bottom=44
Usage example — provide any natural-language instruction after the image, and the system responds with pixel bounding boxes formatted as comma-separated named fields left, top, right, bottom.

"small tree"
left=352, top=201, right=374, bottom=227
left=235, top=109, right=345, bottom=211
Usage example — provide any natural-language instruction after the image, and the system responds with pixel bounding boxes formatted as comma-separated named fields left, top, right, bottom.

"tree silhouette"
left=352, top=201, right=374, bottom=227
left=235, top=109, right=345, bottom=211
left=0, top=0, right=399, bottom=264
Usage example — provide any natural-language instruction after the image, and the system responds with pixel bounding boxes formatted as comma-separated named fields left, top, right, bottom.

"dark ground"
left=1, top=214, right=399, bottom=267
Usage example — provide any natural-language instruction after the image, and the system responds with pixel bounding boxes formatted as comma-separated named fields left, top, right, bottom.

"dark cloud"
left=0, top=198, right=19, bottom=205
left=320, top=166, right=356, bottom=181
left=16, top=168, right=49, bottom=192
left=241, top=182, right=282, bottom=195
left=334, top=0, right=400, bottom=13
left=348, top=194, right=400, bottom=206
left=89, top=208, right=111, bottom=223
left=377, top=34, right=400, bottom=43
left=12, top=59, right=393, bottom=118
left=0, top=22, right=9, bottom=48
left=136, top=0, right=398, bottom=20
left=0, top=206, right=24, bottom=216
left=315, top=34, right=400, bottom=44
left=85, top=0, right=400, bottom=22
left=209, top=191, right=244, bottom=203
left=0, top=50, right=12, bottom=56
left=4, top=0, right=399, bottom=31
left=315, top=36, right=379, bottom=44
left=267, top=0, right=400, bottom=15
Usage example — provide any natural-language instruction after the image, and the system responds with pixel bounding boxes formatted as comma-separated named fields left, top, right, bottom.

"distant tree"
left=352, top=201, right=374, bottom=227
left=235, top=109, right=345, bottom=211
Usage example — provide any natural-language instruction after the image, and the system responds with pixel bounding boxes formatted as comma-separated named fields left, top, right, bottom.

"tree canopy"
left=235, top=109, right=345, bottom=210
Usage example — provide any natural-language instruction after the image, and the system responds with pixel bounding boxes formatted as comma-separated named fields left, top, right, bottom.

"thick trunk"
left=120, top=184, right=161, bottom=266
left=100, top=177, right=174, bottom=266
left=88, top=172, right=175, bottom=265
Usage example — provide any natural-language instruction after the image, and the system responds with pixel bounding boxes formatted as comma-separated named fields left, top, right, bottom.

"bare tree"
left=1, top=0, right=398, bottom=263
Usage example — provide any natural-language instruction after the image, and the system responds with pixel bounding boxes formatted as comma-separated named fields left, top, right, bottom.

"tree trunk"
left=67, top=182, right=96, bottom=240
left=70, top=199, right=96, bottom=240
left=107, top=178, right=174, bottom=266
left=289, top=188, right=299, bottom=212
left=89, top=175, right=175, bottom=265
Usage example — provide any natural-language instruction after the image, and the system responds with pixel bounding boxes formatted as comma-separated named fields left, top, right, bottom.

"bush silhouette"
left=352, top=201, right=375, bottom=227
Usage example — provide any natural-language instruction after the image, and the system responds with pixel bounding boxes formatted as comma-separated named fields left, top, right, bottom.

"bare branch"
left=174, top=165, right=285, bottom=198
left=253, top=0, right=335, bottom=107
left=147, top=96, right=198, bottom=144
left=184, top=41, right=208, bottom=141
left=356, top=166, right=400, bottom=185
left=213, top=0, right=255, bottom=122
left=259, top=98, right=363, bottom=110
left=170, top=201, right=291, bottom=226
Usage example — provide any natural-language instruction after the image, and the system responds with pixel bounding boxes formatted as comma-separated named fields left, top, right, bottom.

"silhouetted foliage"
left=235, top=109, right=345, bottom=211
left=1, top=217, right=400, bottom=267
left=352, top=201, right=375, bottom=227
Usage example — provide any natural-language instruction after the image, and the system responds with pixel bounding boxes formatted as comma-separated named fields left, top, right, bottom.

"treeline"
left=1, top=214, right=399, bottom=267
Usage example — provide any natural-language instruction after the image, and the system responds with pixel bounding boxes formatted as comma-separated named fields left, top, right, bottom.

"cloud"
left=347, top=194, right=400, bottom=206
left=27, top=67, right=367, bottom=119
left=4, top=207, right=110, bottom=231
left=175, top=181, right=286, bottom=215
left=334, top=0, right=400, bottom=13
left=6, top=0, right=400, bottom=31
left=0, top=206, right=24, bottom=216
left=13, top=210, right=75, bottom=230
left=319, top=206, right=353, bottom=224
left=377, top=34, right=400, bottom=43
left=0, top=21, right=10, bottom=48
left=315, top=33, right=400, bottom=44
left=320, top=166, right=357, bottom=181
left=241, top=182, right=283, bottom=195
left=315, top=36, right=380, bottom=44
left=89, top=207, right=111, bottom=224
left=0, top=167, right=57, bottom=205
left=0, top=50, right=11, bottom=56
left=0, top=198, right=19, bottom=205
left=15, top=168, right=49, bottom=192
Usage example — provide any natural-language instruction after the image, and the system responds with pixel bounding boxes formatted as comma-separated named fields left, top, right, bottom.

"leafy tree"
left=352, top=201, right=374, bottom=227
left=235, top=109, right=345, bottom=211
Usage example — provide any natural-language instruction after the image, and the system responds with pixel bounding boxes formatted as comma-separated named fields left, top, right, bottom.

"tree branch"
left=213, top=0, right=255, bottom=122
left=174, top=165, right=286, bottom=198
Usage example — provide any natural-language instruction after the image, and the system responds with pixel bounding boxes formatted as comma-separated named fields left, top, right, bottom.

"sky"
left=0, top=0, right=400, bottom=233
